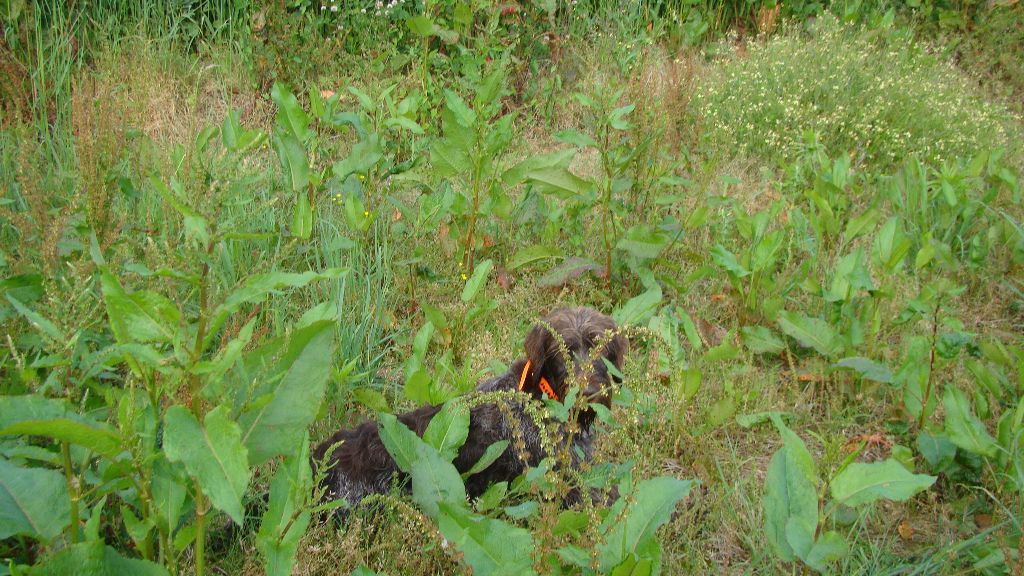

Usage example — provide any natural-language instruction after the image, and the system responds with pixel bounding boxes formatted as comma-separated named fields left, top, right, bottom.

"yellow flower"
left=363, top=211, right=369, bottom=217
left=461, top=273, right=468, bottom=281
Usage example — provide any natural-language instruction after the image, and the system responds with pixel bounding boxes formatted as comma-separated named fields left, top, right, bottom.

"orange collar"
left=518, top=360, right=558, bottom=401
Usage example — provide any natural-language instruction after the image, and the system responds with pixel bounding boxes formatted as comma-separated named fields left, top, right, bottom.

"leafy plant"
left=762, top=415, right=936, bottom=573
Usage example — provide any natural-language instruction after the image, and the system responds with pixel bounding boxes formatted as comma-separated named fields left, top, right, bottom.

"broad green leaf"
left=616, top=225, right=669, bottom=261
left=827, top=248, right=874, bottom=303
left=943, top=387, right=998, bottom=458
left=429, top=138, right=472, bottom=178
left=741, top=325, right=785, bottom=355
left=29, top=540, right=169, bottom=576
left=0, top=419, right=121, bottom=459
left=270, top=83, right=309, bottom=141
left=554, top=129, right=597, bottom=148
left=238, top=321, right=336, bottom=466
left=763, top=419, right=818, bottom=562
left=101, top=271, right=180, bottom=345
left=380, top=414, right=466, bottom=518
left=0, top=395, right=70, bottom=429
left=163, top=406, right=250, bottom=525
left=916, top=432, right=957, bottom=471
left=502, top=149, right=575, bottom=187
left=897, top=337, right=935, bottom=421
left=0, top=458, right=69, bottom=541
left=507, top=245, right=562, bottom=270
left=423, top=401, right=470, bottom=460
left=461, top=259, right=493, bottom=303
left=205, top=269, right=345, bottom=350
left=613, top=286, right=663, bottom=326
left=150, top=456, right=187, bottom=537
left=257, top=439, right=312, bottom=576
left=709, top=245, right=750, bottom=278
left=833, top=357, right=894, bottom=384
left=406, top=15, right=435, bottom=37
left=333, top=135, right=384, bottom=181
left=383, top=115, right=425, bottom=134
left=378, top=412, right=419, bottom=473
left=273, top=131, right=310, bottom=193
left=524, top=166, right=592, bottom=199
left=536, top=257, right=601, bottom=288
left=830, top=459, right=936, bottom=507
left=437, top=502, right=537, bottom=576
left=443, top=89, right=476, bottom=127
left=463, top=440, right=509, bottom=478
left=596, top=477, right=694, bottom=572
left=777, top=311, right=842, bottom=357
left=410, top=442, right=466, bottom=518
left=804, top=531, right=849, bottom=573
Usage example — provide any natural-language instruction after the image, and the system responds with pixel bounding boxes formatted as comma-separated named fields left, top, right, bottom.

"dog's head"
left=519, top=307, right=627, bottom=417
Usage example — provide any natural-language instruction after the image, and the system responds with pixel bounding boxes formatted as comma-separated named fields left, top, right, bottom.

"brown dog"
left=312, top=307, right=627, bottom=517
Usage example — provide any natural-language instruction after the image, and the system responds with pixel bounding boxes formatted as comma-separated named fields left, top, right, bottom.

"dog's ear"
left=522, top=323, right=553, bottom=395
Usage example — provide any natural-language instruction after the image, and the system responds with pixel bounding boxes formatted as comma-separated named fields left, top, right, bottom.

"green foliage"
left=762, top=417, right=936, bottom=572
left=695, top=15, right=1016, bottom=168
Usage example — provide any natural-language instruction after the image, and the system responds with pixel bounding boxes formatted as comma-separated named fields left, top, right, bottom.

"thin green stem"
left=61, top=441, right=80, bottom=544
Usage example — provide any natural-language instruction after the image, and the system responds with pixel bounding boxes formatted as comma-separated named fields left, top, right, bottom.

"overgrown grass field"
left=2, top=1, right=1023, bottom=574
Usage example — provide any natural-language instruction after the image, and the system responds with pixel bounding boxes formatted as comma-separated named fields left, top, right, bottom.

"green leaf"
left=163, top=406, right=250, bottom=525
left=943, top=387, right=999, bottom=458
left=29, top=540, right=169, bottom=576
left=406, top=15, right=436, bottom=37
left=150, top=456, right=187, bottom=538
left=830, top=459, right=936, bottom=507
left=6, top=295, right=62, bottom=341
left=379, top=414, right=466, bottom=518
left=833, top=357, right=893, bottom=384
left=270, top=83, right=310, bottom=141
left=616, top=225, right=669, bottom=261
left=536, top=257, right=601, bottom=288
left=763, top=418, right=818, bottom=563
left=596, top=477, right=694, bottom=572
left=502, top=149, right=575, bottom=187
left=238, top=321, right=336, bottom=466
left=741, top=325, right=785, bottom=355
left=149, top=177, right=210, bottom=245
left=0, top=458, right=69, bottom=541
left=257, top=439, right=312, bottom=576
left=709, top=245, right=750, bottom=278
left=777, top=311, right=842, bottom=357
left=443, top=89, right=477, bottom=127
left=206, top=269, right=345, bottom=350
left=554, top=129, right=597, bottom=148
left=0, top=419, right=122, bottom=459
left=461, top=259, right=493, bottom=303
left=437, top=502, right=537, bottom=576
left=100, top=272, right=180, bottom=345
left=429, top=138, right=472, bottom=178
left=523, top=166, right=592, bottom=199
left=333, top=135, right=385, bottom=181
left=423, top=401, right=470, bottom=460
left=613, top=286, right=663, bottom=326
left=804, top=531, right=848, bottom=573
left=463, top=440, right=509, bottom=478
left=507, top=245, right=562, bottom=270
left=273, top=131, right=310, bottom=193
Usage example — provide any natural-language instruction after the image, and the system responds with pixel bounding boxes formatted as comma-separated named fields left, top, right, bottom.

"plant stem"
left=61, top=441, right=80, bottom=544
left=917, top=297, right=942, bottom=430
left=194, top=482, right=207, bottom=576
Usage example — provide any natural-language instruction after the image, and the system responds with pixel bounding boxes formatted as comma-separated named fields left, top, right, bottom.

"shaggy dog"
left=312, top=307, right=627, bottom=516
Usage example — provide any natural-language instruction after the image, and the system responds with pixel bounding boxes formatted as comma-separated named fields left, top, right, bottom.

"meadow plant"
left=694, top=15, right=1017, bottom=168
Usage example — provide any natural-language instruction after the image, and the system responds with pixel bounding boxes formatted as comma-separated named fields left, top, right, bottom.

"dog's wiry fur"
left=312, top=307, right=627, bottom=516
